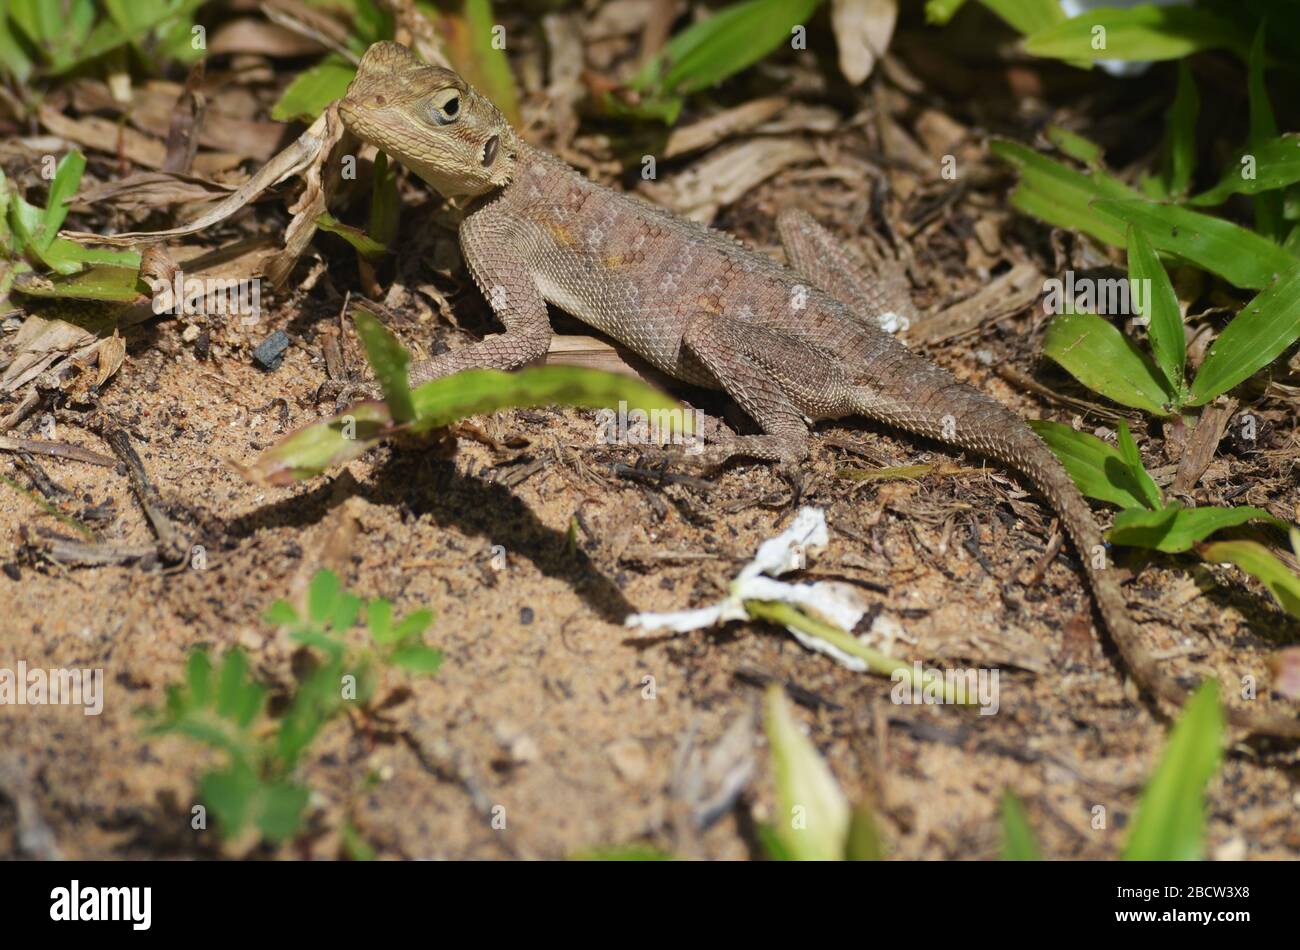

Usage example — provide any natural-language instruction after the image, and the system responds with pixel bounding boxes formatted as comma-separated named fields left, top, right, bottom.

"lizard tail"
left=849, top=381, right=1300, bottom=739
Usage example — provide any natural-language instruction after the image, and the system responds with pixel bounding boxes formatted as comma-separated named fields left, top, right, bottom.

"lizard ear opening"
left=481, top=135, right=500, bottom=168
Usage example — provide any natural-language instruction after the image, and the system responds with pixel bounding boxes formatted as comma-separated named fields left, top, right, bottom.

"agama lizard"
left=338, top=41, right=1298, bottom=738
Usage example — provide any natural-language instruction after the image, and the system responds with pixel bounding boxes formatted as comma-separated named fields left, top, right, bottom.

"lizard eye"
left=431, top=94, right=460, bottom=125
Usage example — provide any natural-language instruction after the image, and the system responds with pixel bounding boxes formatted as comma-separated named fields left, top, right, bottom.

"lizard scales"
left=339, top=42, right=1298, bottom=738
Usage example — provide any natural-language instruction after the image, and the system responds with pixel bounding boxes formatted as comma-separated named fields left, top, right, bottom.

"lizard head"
left=340, top=42, right=518, bottom=198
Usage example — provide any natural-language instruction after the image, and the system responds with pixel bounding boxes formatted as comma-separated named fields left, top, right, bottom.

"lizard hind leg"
left=776, top=208, right=919, bottom=333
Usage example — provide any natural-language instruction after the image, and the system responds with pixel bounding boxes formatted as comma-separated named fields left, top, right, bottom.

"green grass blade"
left=271, top=56, right=356, bottom=123
left=1188, top=265, right=1300, bottom=405
left=1122, top=680, right=1222, bottom=861
left=977, top=0, right=1062, bottom=36
left=1094, top=198, right=1298, bottom=290
left=1108, top=504, right=1284, bottom=553
left=1125, top=225, right=1184, bottom=397
left=38, top=151, right=86, bottom=251
left=633, top=0, right=822, bottom=98
left=409, top=365, right=691, bottom=434
left=1198, top=539, right=1300, bottom=619
left=1042, top=311, right=1175, bottom=416
left=238, top=401, right=395, bottom=485
left=991, top=140, right=1136, bottom=247
left=1189, top=135, right=1300, bottom=207
left=1115, top=422, right=1162, bottom=509
left=1045, top=124, right=1102, bottom=168
left=1028, top=421, right=1159, bottom=509
left=352, top=308, right=415, bottom=423
left=764, top=684, right=849, bottom=861
left=1001, top=791, right=1042, bottom=860
left=1023, top=5, right=1250, bottom=63
left=1246, top=23, right=1283, bottom=240
left=1160, top=61, right=1197, bottom=198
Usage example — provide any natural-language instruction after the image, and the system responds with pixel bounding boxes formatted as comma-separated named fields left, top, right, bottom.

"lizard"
left=337, top=41, right=1300, bottom=739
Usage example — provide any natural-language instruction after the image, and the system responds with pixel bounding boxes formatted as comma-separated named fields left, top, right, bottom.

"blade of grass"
left=1023, top=5, right=1250, bottom=63
left=1198, top=539, right=1300, bottom=619
left=1001, top=791, right=1042, bottom=860
left=1028, top=420, right=1160, bottom=510
left=1122, top=680, right=1222, bottom=861
left=1188, top=265, right=1300, bottom=405
left=1160, top=61, right=1198, bottom=198
left=1094, top=198, right=1298, bottom=290
left=1125, top=225, right=1184, bottom=396
left=1108, top=504, right=1285, bottom=553
left=1042, top=311, right=1175, bottom=416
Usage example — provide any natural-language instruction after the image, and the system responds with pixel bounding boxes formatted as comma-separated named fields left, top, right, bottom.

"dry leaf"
left=831, top=0, right=899, bottom=85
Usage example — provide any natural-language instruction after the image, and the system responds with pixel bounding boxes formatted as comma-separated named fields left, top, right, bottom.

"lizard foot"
left=635, top=435, right=806, bottom=502
left=315, top=379, right=380, bottom=414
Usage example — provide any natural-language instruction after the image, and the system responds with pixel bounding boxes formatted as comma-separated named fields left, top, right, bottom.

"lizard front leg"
left=408, top=207, right=551, bottom=386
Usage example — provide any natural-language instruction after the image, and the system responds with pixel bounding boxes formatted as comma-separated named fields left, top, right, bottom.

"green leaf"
left=277, top=663, right=343, bottom=767
left=631, top=0, right=822, bottom=106
left=341, top=821, right=377, bottom=861
left=1045, top=124, right=1102, bottom=168
left=409, top=366, right=694, bottom=435
left=1246, top=23, right=1283, bottom=241
left=451, top=0, right=520, bottom=127
left=1160, top=61, right=1197, bottom=198
left=1001, top=791, right=1042, bottom=860
left=187, top=649, right=213, bottom=707
left=924, top=0, right=968, bottom=27
left=1188, top=266, right=1300, bottom=405
left=571, top=844, right=676, bottom=861
left=1198, top=540, right=1300, bottom=620
left=1122, top=680, right=1222, bottom=861
left=0, top=11, right=35, bottom=83
left=1189, top=135, right=1300, bottom=207
left=255, top=781, right=310, bottom=842
left=316, top=213, right=387, bottom=261
left=1027, top=421, right=1158, bottom=510
left=216, top=649, right=249, bottom=719
left=331, top=592, right=362, bottom=633
left=37, top=151, right=86, bottom=251
left=366, top=598, right=393, bottom=644
left=391, top=608, right=433, bottom=644
left=844, top=807, right=884, bottom=861
left=1108, top=504, right=1284, bottom=554
left=199, top=762, right=258, bottom=838
left=764, top=684, right=849, bottom=861
left=264, top=599, right=299, bottom=627
left=1093, top=199, right=1298, bottom=291
left=12, top=262, right=147, bottom=300
left=1115, top=422, right=1162, bottom=509
left=352, top=307, right=414, bottom=424
left=976, top=0, right=1062, bottom=36
left=238, top=400, right=395, bottom=485
left=368, top=151, right=399, bottom=249
left=991, top=140, right=1136, bottom=248
left=271, top=56, right=356, bottom=123
left=1125, top=225, right=1184, bottom=395
left=308, top=570, right=341, bottom=625
left=1023, top=5, right=1250, bottom=63
left=1042, top=312, right=1175, bottom=416
left=389, top=644, right=443, bottom=674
